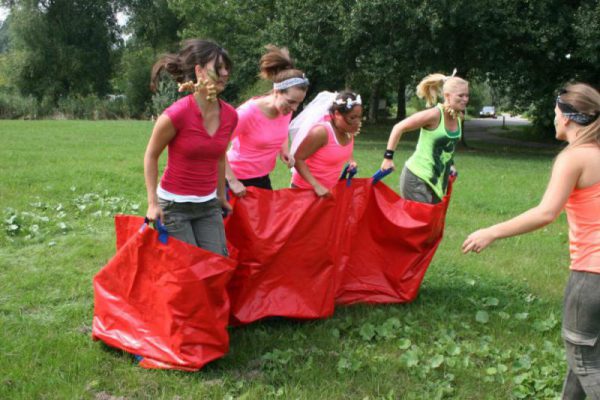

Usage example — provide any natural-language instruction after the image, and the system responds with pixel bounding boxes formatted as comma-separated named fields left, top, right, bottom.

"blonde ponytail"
left=416, top=73, right=446, bottom=107
left=416, top=72, right=469, bottom=108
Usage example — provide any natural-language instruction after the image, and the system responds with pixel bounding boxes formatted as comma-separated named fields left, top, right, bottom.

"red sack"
left=225, top=177, right=454, bottom=323
left=114, top=215, right=146, bottom=250
left=225, top=189, right=338, bottom=325
left=92, top=215, right=236, bottom=371
left=334, top=178, right=453, bottom=305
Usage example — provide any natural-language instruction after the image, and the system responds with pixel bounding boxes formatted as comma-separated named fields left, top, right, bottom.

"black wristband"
left=384, top=149, right=395, bottom=160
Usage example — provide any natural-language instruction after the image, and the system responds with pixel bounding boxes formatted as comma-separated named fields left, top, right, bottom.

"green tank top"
left=405, top=104, right=461, bottom=199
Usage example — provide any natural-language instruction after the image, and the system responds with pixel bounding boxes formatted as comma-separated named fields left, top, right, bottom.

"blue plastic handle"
left=155, top=218, right=169, bottom=244
left=144, top=217, right=169, bottom=244
left=371, top=168, right=393, bottom=184
left=339, top=164, right=350, bottom=180
left=339, top=164, right=358, bottom=186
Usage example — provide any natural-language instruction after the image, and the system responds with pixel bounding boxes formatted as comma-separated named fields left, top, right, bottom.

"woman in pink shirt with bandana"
left=226, top=45, right=309, bottom=195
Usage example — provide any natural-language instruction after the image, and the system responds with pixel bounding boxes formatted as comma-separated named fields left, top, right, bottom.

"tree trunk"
left=369, top=86, right=379, bottom=122
left=396, top=78, right=406, bottom=121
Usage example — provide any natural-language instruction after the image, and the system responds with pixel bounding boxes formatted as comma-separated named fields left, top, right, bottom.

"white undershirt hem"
left=157, top=185, right=217, bottom=203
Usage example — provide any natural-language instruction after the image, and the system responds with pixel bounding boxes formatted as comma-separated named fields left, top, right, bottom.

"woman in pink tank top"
left=291, top=91, right=363, bottom=197
left=462, top=83, right=600, bottom=398
left=226, top=45, right=308, bottom=196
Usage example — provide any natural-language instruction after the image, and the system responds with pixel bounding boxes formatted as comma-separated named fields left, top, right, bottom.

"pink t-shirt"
left=291, top=119, right=354, bottom=189
left=227, top=99, right=292, bottom=179
left=160, top=95, right=238, bottom=196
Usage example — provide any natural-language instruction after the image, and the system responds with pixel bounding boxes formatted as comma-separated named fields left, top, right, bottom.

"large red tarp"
left=92, top=177, right=453, bottom=369
left=225, top=177, right=453, bottom=324
left=92, top=216, right=236, bottom=371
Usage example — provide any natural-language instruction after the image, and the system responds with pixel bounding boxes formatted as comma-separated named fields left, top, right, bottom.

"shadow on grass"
left=97, top=341, right=140, bottom=365
left=200, top=263, right=562, bottom=375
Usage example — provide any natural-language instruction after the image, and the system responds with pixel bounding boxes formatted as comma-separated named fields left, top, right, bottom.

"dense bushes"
left=0, top=91, right=132, bottom=120
left=0, top=91, right=39, bottom=119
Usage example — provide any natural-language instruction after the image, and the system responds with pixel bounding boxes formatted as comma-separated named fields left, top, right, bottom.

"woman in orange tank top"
left=463, top=83, right=600, bottom=399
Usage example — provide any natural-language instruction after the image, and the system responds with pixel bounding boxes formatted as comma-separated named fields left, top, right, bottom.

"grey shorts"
left=158, top=197, right=228, bottom=256
left=399, top=166, right=441, bottom=204
left=562, top=270, right=600, bottom=399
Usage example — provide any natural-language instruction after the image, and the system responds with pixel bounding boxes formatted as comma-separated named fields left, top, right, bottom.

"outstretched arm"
left=462, top=150, right=581, bottom=253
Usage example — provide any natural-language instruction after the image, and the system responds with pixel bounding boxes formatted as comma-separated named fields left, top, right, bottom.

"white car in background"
left=479, top=106, right=497, bottom=118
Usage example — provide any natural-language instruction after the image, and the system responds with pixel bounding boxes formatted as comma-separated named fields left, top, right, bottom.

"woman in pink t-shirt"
left=463, top=83, right=600, bottom=398
left=143, top=39, right=237, bottom=256
left=291, top=91, right=363, bottom=197
left=226, top=45, right=308, bottom=195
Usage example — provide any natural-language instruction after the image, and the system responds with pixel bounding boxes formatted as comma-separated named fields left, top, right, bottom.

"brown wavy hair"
left=150, top=39, right=232, bottom=92
left=259, top=44, right=308, bottom=92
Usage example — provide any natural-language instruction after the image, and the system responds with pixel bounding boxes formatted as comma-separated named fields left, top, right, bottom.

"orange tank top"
left=565, top=180, right=600, bottom=273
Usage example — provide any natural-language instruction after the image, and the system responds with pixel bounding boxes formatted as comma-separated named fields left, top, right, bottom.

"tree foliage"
left=0, top=16, right=9, bottom=53
left=266, top=0, right=351, bottom=95
left=7, top=0, right=120, bottom=101
left=122, top=0, right=181, bottom=52
left=112, top=0, right=184, bottom=117
left=471, top=0, right=596, bottom=133
left=0, top=0, right=598, bottom=130
left=169, top=0, right=276, bottom=103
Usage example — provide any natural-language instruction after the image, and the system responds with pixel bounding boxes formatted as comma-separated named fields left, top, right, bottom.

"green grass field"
left=1, top=120, right=568, bottom=399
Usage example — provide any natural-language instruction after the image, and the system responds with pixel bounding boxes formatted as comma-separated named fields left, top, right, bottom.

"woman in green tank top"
left=380, top=72, right=469, bottom=203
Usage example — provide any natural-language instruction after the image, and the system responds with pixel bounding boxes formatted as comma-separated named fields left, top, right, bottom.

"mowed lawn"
left=0, top=120, right=568, bottom=399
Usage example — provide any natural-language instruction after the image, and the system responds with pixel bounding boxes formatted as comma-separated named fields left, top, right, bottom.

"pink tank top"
left=565, top=180, right=600, bottom=273
left=291, top=120, right=354, bottom=189
left=227, top=99, right=292, bottom=179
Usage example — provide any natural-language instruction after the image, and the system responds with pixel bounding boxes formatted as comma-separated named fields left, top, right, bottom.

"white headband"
left=334, top=94, right=362, bottom=109
left=273, top=75, right=310, bottom=91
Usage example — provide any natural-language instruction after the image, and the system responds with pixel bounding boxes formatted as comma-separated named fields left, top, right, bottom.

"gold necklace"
left=443, top=104, right=460, bottom=120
